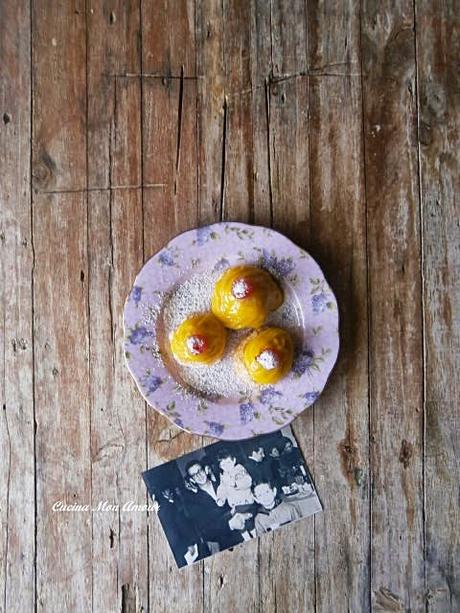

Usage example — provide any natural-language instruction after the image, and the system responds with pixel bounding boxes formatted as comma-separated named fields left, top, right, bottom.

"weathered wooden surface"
left=362, top=2, right=425, bottom=610
left=0, top=1, right=34, bottom=611
left=416, top=2, right=460, bottom=611
left=1, top=1, right=459, bottom=612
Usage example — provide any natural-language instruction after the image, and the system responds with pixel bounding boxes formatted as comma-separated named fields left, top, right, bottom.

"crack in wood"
left=108, top=72, right=202, bottom=80
left=220, top=95, right=228, bottom=220
left=373, top=586, right=405, bottom=611
left=2, top=398, right=11, bottom=613
left=264, top=77, right=273, bottom=228
left=108, top=117, right=115, bottom=368
left=174, top=66, right=185, bottom=195
left=225, top=70, right=363, bottom=102
left=121, top=583, right=137, bottom=613
left=36, top=184, right=165, bottom=194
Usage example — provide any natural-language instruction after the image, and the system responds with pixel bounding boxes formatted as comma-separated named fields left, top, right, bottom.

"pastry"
left=239, top=326, right=294, bottom=384
left=211, top=265, right=283, bottom=330
left=170, top=313, right=227, bottom=365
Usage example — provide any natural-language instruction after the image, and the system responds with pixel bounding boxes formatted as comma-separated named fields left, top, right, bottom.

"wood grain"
left=256, top=3, right=316, bottom=611
left=33, top=193, right=92, bottom=612
left=1, top=0, right=459, bottom=610
left=361, top=1, right=425, bottom=609
left=196, top=0, right=225, bottom=224
left=307, top=2, right=370, bottom=612
left=200, top=3, right=271, bottom=611
left=86, top=3, right=147, bottom=609
left=86, top=0, right=141, bottom=189
left=141, top=6, right=204, bottom=612
left=32, top=0, right=87, bottom=192
left=416, top=2, right=460, bottom=610
left=32, top=0, right=92, bottom=610
left=0, top=1, right=34, bottom=612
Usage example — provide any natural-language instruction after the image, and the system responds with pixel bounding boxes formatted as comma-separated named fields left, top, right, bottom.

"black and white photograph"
left=143, top=426, right=322, bottom=568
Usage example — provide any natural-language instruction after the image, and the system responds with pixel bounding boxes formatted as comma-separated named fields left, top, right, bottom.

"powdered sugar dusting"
left=256, top=349, right=280, bottom=370
left=158, top=271, right=302, bottom=400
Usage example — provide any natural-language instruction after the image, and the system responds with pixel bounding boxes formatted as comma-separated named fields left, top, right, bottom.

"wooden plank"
left=270, top=0, right=308, bottom=77
left=109, top=188, right=149, bottom=612
left=142, top=77, right=198, bottom=230
left=254, top=2, right=315, bottom=610
left=87, top=0, right=141, bottom=188
left=262, top=75, right=315, bottom=612
left=32, top=1, right=91, bottom=609
left=87, top=191, right=119, bottom=613
left=361, top=2, right=425, bottom=609
left=142, top=0, right=196, bottom=77
left=199, top=2, right=269, bottom=612
left=0, top=0, right=34, bottom=611
left=142, top=74, right=203, bottom=606
left=222, top=0, right=273, bottom=227
left=251, top=1, right=273, bottom=228
left=141, top=10, right=204, bottom=610
left=33, top=193, right=92, bottom=612
left=86, top=4, right=148, bottom=610
left=87, top=141, right=147, bottom=613
left=32, top=0, right=86, bottom=192
left=416, top=2, right=460, bottom=610
left=268, top=76, right=309, bottom=246
left=220, top=0, right=272, bottom=227
left=221, top=0, right=255, bottom=224
left=304, top=4, right=371, bottom=612
left=196, top=0, right=225, bottom=224
left=88, top=190, right=149, bottom=613
left=196, top=9, right=264, bottom=608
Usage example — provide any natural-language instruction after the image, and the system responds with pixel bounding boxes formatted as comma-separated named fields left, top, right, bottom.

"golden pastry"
left=211, top=265, right=283, bottom=330
left=170, top=313, right=227, bottom=365
left=239, top=327, right=294, bottom=384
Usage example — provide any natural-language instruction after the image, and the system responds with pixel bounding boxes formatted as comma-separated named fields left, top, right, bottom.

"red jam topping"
left=186, top=334, right=208, bottom=355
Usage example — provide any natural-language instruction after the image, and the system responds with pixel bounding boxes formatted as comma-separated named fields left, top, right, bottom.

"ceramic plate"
left=123, top=222, right=339, bottom=440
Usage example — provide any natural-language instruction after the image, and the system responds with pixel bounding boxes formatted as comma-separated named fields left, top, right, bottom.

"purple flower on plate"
left=292, top=349, right=314, bottom=377
left=205, top=421, right=225, bottom=437
left=196, top=226, right=217, bottom=246
left=144, top=374, right=163, bottom=395
left=159, top=249, right=175, bottom=266
left=239, top=402, right=255, bottom=425
left=303, top=391, right=319, bottom=404
left=261, top=249, right=296, bottom=277
left=312, top=293, right=328, bottom=314
left=213, top=257, right=230, bottom=272
left=174, top=418, right=184, bottom=429
left=129, top=325, right=152, bottom=345
left=131, top=286, right=142, bottom=305
left=259, top=387, right=282, bottom=405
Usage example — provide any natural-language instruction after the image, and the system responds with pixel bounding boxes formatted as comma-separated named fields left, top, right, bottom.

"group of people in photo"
left=145, top=429, right=320, bottom=567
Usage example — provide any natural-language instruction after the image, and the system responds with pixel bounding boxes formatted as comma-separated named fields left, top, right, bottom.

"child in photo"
left=215, top=449, right=258, bottom=540
left=216, top=448, right=253, bottom=508
left=252, top=479, right=300, bottom=534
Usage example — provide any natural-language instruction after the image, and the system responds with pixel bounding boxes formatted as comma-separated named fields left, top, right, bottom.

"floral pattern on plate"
left=123, top=222, right=339, bottom=440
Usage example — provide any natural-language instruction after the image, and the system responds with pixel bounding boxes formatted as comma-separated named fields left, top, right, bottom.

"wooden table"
left=1, top=1, right=459, bottom=611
